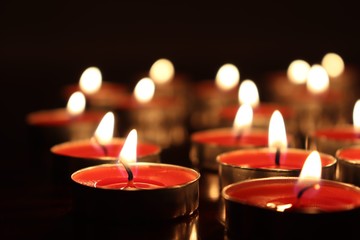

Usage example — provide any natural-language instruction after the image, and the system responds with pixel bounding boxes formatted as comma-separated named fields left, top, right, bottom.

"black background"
left=1, top=1, right=360, bottom=239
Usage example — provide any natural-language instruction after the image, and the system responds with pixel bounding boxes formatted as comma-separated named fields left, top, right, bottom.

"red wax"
left=191, top=128, right=268, bottom=147
left=26, top=108, right=105, bottom=126
left=218, top=148, right=336, bottom=170
left=224, top=177, right=360, bottom=212
left=314, top=125, right=360, bottom=141
left=220, top=103, right=295, bottom=121
left=51, top=138, right=161, bottom=160
left=72, top=163, right=200, bottom=189
left=336, top=146, right=360, bottom=163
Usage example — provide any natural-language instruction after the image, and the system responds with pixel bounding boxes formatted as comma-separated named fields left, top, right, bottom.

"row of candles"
left=25, top=54, right=360, bottom=239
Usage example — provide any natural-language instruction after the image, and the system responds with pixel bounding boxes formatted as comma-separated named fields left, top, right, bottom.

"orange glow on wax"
left=238, top=79, right=259, bottom=107
left=79, top=66, right=102, bottom=94
left=215, top=63, right=240, bottom=91
left=321, top=53, right=345, bottom=78
left=149, top=58, right=175, bottom=85
left=93, top=111, right=115, bottom=145
left=134, top=77, right=155, bottom=103
left=268, top=110, right=287, bottom=150
left=232, top=104, right=253, bottom=137
left=287, top=59, right=310, bottom=84
left=306, top=64, right=329, bottom=94
left=66, top=91, right=86, bottom=117
left=353, top=99, right=360, bottom=132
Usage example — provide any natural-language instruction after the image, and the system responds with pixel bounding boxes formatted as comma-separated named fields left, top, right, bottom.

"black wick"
left=275, top=148, right=281, bottom=166
left=92, top=136, right=109, bottom=156
left=297, top=184, right=319, bottom=200
left=119, top=159, right=134, bottom=181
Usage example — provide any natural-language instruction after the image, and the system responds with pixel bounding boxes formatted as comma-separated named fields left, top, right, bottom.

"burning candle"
left=62, top=66, right=128, bottom=110
left=71, top=129, right=200, bottom=220
left=222, top=150, right=360, bottom=239
left=26, top=91, right=106, bottom=169
left=220, top=79, right=296, bottom=132
left=190, top=63, right=240, bottom=130
left=312, top=99, right=360, bottom=156
left=336, top=145, right=360, bottom=187
left=51, top=113, right=161, bottom=184
left=190, top=109, right=296, bottom=171
left=115, top=77, right=188, bottom=149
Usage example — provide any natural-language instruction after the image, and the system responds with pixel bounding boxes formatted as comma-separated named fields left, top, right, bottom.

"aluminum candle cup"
left=312, top=124, right=360, bottom=156
left=336, top=146, right=360, bottom=187
left=51, top=138, right=161, bottom=184
left=217, top=148, right=337, bottom=189
left=71, top=163, right=200, bottom=221
left=222, top=177, right=360, bottom=240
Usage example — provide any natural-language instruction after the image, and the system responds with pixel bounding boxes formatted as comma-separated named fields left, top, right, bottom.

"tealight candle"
left=312, top=99, right=360, bottom=156
left=26, top=91, right=106, bottom=169
left=51, top=113, right=161, bottom=184
left=336, top=145, right=360, bottom=187
left=190, top=63, right=240, bottom=130
left=71, top=129, right=200, bottom=220
left=61, top=66, right=128, bottom=110
left=222, top=151, right=360, bottom=239
left=190, top=108, right=296, bottom=171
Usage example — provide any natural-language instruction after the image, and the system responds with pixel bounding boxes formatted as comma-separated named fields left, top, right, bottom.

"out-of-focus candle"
left=336, top=145, right=360, bottom=187
left=222, top=151, right=360, bottom=239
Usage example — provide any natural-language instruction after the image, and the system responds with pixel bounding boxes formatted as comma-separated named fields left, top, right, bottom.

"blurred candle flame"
left=215, top=63, right=240, bottom=91
left=66, top=91, right=86, bottom=117
left=94, top=112, right=115, bottom=145
left=149, top=58, right=175, bottom=85
left=238, top=79, right=259, bottom=107
left=134, top=77, right=155, bottom=103
left=79, top=66, right=102, bottom=94
left=353, top=99, right=360, bottom=132
left=321, top=53, right=345, bottom=78
left=119, top=129, right=137, bottom=163
left=268, top=110, right=287, bottom=150
left=233, top=104, right=253, bottom=136
left=306, top=64, right=329, bottom=94
left=287, top=59, right=310, bottom=84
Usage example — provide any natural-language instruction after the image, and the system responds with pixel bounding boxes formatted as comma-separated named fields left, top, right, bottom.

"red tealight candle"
left=222, top=151, right=360, bottom=239
left=336, top=145, right=360, bottom=187
left=312, top=99, right=360, bottom=156
left=51, top=113, right=161, bottom=183
left=190, top=108, right=296, bottom=171
left=71, top=129, right=200, bottom=221
left=26, top=91, right=106, bottom=169
left=61, top=66, right=128, bottom=110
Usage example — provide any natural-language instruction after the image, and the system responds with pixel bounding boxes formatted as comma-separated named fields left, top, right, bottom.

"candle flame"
left=238, top=79, right=259, bottom=107
left=119, top=129, right=137, bottom=163
left=353, top=99, right=360, bottom=132
left=215, top=63, right=240, bottom=91
left=233, top=104, right=253, bottom=136
left=268, top=110, right=287, bottom=150
left=306, top=64, right=329, bottom=94
left=321, top=52, right=345, bottom=78
left=149, top=58, right=175, bottom=85
left=287, top=59, right=310, bottom=84
left=94, top=112, right=114, bottom=145
left=298, top=150, right=322, bottom=185
left=134, top=77, right=155, bottom=103
left=79, top=66, right=102, bottom=94
left=66, top=91, right=86, bottom=117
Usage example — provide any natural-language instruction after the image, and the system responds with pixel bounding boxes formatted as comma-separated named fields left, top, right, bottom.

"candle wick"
left=305, top=136, right=316, bottom=151
left=296, top=183, right=320, bottom=200
left=119, top=159, right=134, bottom=181
left=92, top=136, right=108, bottom=156
left=275, top=148, right=280, bottom=166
